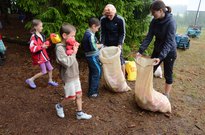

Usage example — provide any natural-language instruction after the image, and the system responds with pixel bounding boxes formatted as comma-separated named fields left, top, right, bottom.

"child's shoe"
left=48, top=81, right=58, bottom=86
left=55, top=104, right=65, bottom=118
left=76, top=111, right=92, bottom=120
left=26, top=79, right=36, bottom=89
left=89, top=93, right=98, bottom=98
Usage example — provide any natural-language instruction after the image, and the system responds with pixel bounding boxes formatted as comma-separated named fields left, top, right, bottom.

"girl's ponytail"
left=150, top=0, right=172, bottom=13
left=30, top=27, right=36, bottom=34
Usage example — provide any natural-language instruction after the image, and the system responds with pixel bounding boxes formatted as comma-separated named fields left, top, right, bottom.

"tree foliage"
left=17, top=0, right=152, bottom=58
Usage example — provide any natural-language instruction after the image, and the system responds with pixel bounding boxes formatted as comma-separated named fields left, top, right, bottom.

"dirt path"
left=0, top=17, right=205, bottom=134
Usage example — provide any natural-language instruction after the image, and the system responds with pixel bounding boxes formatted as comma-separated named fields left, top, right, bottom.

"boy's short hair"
left=60, top=23, right=76, bottom=37
left=88, top=18, right=100, bottom=27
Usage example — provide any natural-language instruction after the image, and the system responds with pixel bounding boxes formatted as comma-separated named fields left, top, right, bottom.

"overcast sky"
left=163, top=0, right=205, bottom=11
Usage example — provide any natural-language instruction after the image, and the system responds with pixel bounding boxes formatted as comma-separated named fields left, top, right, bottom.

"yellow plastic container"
left=125, top=61, right=137, bottom=81
left=50, top=33, right=61, bottom=44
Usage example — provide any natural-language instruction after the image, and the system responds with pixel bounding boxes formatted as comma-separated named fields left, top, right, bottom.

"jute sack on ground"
left=99, top=46, right=131, bottom=92
left=135, top=57, right=171, bottom=113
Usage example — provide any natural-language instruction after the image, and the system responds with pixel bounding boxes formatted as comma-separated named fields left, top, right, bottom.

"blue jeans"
left=86, top=55, right=102, bottom=96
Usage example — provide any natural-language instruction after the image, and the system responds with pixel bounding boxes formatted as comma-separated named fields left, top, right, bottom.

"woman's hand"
left=136, top=52, right=142, bottom=59
left=153, top=58, right=160, bottom=65
left=118, top=45, right=122, bottom=49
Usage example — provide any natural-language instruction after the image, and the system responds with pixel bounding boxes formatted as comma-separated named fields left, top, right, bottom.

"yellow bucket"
left=125, top=61, right=137, bottom=81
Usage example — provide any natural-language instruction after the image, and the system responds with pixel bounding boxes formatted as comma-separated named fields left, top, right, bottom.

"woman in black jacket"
left=136, top=0, right=177, bottom=98
left=100, top=4, right=126, bottom=75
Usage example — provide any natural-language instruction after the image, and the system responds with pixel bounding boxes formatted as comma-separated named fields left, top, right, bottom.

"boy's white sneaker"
left=55, top=104, right=65, bottom=118
left=76, top=112, right=92, bottom=120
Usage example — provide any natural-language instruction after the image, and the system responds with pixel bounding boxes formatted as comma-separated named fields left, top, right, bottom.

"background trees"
left=17, top=0, right=152, bottom=58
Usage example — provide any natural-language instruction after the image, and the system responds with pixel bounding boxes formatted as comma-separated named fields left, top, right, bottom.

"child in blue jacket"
left=82, top=18, right=102, bottom=98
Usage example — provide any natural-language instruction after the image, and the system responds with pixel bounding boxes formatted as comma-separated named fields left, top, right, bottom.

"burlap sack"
left=135, top=57, right=171, bottom=113
left=99, top=46, right=131, bottom=92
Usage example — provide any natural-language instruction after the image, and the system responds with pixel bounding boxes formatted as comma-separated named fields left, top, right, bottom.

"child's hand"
left=75, top=42, right=80, bottom=47
left=97, top=44, right=103, bottom=49
left=42, top=44, right=48, bottom=49
left=45, top=41, right=51, bottom=46
left=73, top=44, right=79, bottom=54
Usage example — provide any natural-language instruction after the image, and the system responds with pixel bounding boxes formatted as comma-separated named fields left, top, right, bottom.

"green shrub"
left=18, top=0, right=153, bottom=57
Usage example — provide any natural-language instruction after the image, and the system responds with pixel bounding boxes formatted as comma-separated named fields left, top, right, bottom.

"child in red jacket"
left=25, top=19, right=58, bottom=89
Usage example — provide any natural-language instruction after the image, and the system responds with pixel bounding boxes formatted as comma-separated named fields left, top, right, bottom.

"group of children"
left=26, top=18, right=102, bottom=119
